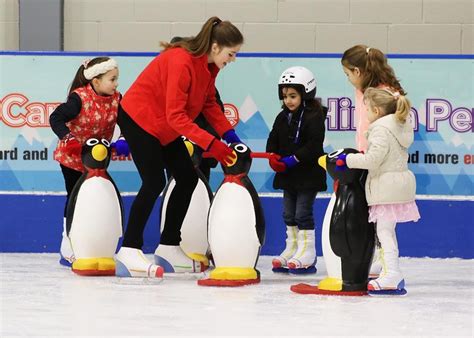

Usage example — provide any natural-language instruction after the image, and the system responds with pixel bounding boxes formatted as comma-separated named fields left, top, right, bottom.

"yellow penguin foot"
left=198, top=267, right=260, bottom=287
left=72, top=257, right=115, bottom=276
left=318, top=277, right=343, bottom=291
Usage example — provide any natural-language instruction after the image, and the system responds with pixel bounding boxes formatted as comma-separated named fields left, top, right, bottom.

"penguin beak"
left=225, top=150, right=238, bottom=167
left=318, top=155, right=327, bottom=170
left=184, top=140, right=194, bottom=157
left=92, top=144, right=108, bottom=161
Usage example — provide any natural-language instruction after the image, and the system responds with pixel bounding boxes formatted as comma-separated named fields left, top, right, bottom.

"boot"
left=369, top=228, right=382, bottom=278
left=271, top=226, right=298, bottom=272
left=368, top=220, right=406, bottom=294
left=59, top=218, right=75, bottom=267
left=368, top=248, right=405, bottom=291
left=115, top=247, right=164, bottom=278
left=369, top=246, right=383, bottom=279
left=287, top=229, right=317, bottom=274
left=154, top=244, right=207, bottom=273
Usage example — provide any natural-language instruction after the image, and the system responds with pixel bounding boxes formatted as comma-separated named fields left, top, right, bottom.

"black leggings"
left=118, top=107, right=198, bottom=249
left=60, top=165, right=83, bottom=218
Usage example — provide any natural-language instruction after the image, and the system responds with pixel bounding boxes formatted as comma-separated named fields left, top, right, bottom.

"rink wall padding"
left=0, top=194, right=472, bottom=259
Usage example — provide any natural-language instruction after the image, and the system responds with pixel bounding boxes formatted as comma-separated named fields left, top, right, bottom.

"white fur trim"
left=83, top=59, right=118, bottom=80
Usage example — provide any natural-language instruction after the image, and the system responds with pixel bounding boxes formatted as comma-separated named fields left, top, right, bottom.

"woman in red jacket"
left=115, top=16, right=244, bottom=278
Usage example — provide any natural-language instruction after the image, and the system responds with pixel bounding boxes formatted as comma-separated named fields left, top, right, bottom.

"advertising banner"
left=1, top=53, right=472, bottom=195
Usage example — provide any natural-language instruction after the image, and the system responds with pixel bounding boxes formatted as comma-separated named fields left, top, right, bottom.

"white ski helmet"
left=278, top=66, right=317, bottom=100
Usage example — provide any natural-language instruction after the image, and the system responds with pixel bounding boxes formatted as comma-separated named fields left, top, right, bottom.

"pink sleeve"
left=354, top=89, right=369, bottom=152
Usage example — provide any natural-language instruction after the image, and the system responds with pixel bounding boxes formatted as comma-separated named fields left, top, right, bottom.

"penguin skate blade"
left=368, top=288, right=407, bottom=297
left=163, top=271, right=207, bottom=280
left=290, top=283, right=368, bottom=296
left=114, top=277, right=164, bottom=285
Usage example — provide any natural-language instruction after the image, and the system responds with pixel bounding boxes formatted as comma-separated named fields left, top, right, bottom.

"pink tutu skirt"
left=369, top=201, right=420, bottom=223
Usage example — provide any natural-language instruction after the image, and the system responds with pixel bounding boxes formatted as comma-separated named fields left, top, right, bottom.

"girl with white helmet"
left=266, top=66, right=327, bottom=274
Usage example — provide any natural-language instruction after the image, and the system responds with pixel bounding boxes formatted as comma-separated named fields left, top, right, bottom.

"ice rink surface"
left=1, top=254, right=472, bottom=337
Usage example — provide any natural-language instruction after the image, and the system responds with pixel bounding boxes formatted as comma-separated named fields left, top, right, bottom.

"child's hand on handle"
left=335, top=153, right=347, bottom=171
left=280, top=155, right=299, bottom=169
left=207, top=138, right=236, bottom=166
left=268, top=153, right=286, bottom=173
left=61, top=133, right=82, bottom=157
left=112, top=136, right=130, bottom=156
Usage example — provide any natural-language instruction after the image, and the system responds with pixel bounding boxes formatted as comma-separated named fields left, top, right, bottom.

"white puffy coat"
left=346, top=114, right=416, bottom=206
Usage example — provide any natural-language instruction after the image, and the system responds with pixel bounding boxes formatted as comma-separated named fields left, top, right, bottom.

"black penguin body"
left=325, top=148, right=375, bottom=291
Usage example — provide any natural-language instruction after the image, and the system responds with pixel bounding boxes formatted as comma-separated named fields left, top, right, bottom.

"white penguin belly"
left=208, top=183, right=260, bottom=267
left=69, top=177, right=122, bottom=258
left=322, top=193, right=342, bottom=278
left=161, top=178, right=211, bottom=256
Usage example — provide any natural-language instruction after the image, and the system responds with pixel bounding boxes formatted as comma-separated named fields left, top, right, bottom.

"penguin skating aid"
left=198, top=144, right=265, bottom=287
left=66, top=138, right=123, bottom=276
left=291, top=149, right=375, bottom=296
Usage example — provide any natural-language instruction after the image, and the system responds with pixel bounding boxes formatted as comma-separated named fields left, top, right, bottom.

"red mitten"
left=207, top=139, right=236, bottom=165
left=61, top=134, right=82, bottom=157
left=269, top=154, right=286, bottom=173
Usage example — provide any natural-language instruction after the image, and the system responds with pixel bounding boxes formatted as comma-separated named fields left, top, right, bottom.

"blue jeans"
left=283, top=189, right=317, bottom=230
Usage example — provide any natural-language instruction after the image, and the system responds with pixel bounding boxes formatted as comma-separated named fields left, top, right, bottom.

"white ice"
left=1, top=254, right=473, bottom=337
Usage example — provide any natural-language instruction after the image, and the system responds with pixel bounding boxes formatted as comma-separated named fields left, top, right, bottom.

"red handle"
left=250, top=152, right=274, bottom=159
left=203, top=151, right=275, bottom=159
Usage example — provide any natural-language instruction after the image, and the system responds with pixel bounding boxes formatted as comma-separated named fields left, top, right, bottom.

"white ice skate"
left=369, top=246, right=382, bottom=279
left=272, top=226, right=298, bottom=273
left=368, top=231, right=383, bottom=278
left=59, top=218, right=75, bottom=267
left=154, top=244, right=207, bottom=273
left=115, top=247, right=163, bottom=278
left=287, top=229, right=317, bottom=274
left=368, top=249, right=407, bottom=296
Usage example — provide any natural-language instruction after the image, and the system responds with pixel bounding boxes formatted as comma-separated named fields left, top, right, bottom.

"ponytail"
left=160, top=16, right=243, bottom=56
left=394, top=94, right=411, bottom=123
left=342, top=44, right=406, bottom=95
left=364, top=87, right=411, bottom=123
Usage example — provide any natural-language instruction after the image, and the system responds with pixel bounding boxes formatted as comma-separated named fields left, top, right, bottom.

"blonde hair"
left=160, top=16, right=243, bottom=56
left=364, top=87, right=411, bottom=123
left=341, top=44, right=406, bottom=95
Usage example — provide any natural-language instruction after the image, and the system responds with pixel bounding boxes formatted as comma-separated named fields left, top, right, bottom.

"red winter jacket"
left=121, top=47, right=232, bottom=150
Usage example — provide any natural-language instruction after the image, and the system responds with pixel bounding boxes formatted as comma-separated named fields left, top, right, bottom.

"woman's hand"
left=207, top=139, right=236, bottom=165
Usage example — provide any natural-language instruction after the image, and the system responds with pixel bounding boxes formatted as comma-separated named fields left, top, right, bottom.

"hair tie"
left=366, top=47, right=371, bottom=54
left=82, top=59, right=91, bottom=68
left=392, top=91, right=400, bottom=99
left=213, top=19, right=222, bottom=26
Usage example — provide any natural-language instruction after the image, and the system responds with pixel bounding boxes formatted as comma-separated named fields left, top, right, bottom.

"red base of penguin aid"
left=290, top=283, right=368, bottom=296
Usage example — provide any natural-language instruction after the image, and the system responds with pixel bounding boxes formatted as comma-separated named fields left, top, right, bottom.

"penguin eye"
left=234, top=144, right=248, bottom=153
left=328, top=149, right=344, bottom=158
left=86, top=138, right=99, bottom=146
left=102, top=139, right=110, bottom=147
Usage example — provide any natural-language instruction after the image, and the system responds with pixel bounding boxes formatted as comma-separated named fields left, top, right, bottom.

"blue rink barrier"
left=0, top=194, right=472, bottom=259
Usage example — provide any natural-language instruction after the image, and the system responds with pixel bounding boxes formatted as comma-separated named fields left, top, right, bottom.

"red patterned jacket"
left=53, top=84, right=120, bottom=172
